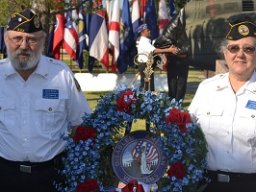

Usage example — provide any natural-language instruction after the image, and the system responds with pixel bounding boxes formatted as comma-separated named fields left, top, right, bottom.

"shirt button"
left=251, top=115, right=255, bottom=118
left=207, top=112, right=210, bottom=115
left=48, top=107, right=52, bottom=112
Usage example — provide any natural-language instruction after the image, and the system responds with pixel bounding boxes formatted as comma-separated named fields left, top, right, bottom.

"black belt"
left=0, top=152, right=65, bottom=174
left=207, top=170, right=256, bottom=183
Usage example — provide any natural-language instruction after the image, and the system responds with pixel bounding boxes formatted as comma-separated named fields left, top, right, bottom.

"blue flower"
left=57, top=89, right=208, bottom=192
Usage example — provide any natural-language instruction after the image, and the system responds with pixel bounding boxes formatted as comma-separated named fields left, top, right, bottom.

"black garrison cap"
left=6, top=8, right=42, bottom=33
left=226, top=16, right=256, bottom=40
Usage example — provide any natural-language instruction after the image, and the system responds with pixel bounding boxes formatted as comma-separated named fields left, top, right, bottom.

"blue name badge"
left=42, top=89, right=59, bottom=99
left=246, top=100, right=256, bottom=110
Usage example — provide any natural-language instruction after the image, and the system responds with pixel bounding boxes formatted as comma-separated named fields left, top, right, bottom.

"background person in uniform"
left=0, top=9, right=91, bottom=192
left=189, top=16, right=256, bottom=192
left=167, top=49, right=189, bottom=102
left=135, top=24, right=179, bottom=91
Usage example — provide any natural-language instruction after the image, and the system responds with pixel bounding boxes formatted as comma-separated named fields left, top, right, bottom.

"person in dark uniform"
left=0, top=9, right=91, bottom=192
left=167, top=50, right=189, bottom=102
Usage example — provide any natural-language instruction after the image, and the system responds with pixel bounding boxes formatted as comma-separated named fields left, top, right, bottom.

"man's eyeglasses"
left=8, top=36, right=41, bottom=46
left=226, top=44, right=256, bottom=55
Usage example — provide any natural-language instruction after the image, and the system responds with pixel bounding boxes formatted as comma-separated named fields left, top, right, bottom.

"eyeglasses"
left=8, top=36, right=41, bottom=46
left=226, top=44, right=256, bottom=55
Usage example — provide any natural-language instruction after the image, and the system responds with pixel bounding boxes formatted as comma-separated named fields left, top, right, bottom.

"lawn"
left=82, top=67, right=206, bottom=132
left=84, top=67, right=205, bottom=110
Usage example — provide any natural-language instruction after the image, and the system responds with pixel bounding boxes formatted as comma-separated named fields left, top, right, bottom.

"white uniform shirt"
left=0, top=56, right=91, bottom=162
left=189, top=72, right=256, bottom=173
left=136, top=36, right=155, bottom=63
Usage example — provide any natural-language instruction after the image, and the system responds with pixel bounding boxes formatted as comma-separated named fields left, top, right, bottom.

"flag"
left=105, top=0, right=112, bottom=26
left=77, top=9, right=87, bottom=69
left=117, top=0, right=136, bottom=73
left=132, top=141, right=158, bottom=169
left=158, top=0, right=170, bottom=34
left=169, top=0, right=176, bottom=18
left=145, top=0, right=159, bottom=40
left=83, top=12, right=96, bottom=72
left=139, top=0, right=147, bottom=22
left=108, top=0, right=120, bottom=72
left=131, top=0, right=141, bottom=37
left=46, top=24, right=55, bottom=58
left=89, top=13, right=109, bottom=71
left=63, top=10, right=79, bottom=61
left=0, top=27, right=6, bottom=57
left=53, top=13, right=65, bottom=60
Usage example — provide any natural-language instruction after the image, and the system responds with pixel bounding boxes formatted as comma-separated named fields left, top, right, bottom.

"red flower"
left=76, top=179, right=99, bottom=192
left=73, top=125, right=97, bottom=143
left=167, top=162, right=186, bottom=179
left=116, top=90, right=136, bottom=113
left=165, top=108, right=191, bottom=133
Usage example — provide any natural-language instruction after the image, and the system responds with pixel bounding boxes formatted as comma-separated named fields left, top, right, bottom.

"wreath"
left=55, top=88, right=208, bottom=192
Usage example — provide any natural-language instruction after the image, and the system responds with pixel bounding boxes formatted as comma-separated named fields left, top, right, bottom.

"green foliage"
left=0, top=0, right=34, bottom=26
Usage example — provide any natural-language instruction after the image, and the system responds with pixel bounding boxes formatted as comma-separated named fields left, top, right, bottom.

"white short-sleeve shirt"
left=0, top=56, right=91, bottom=162
left=189, top=72, right=256, bottom=173
left=136, top=36, right=155, bottom=63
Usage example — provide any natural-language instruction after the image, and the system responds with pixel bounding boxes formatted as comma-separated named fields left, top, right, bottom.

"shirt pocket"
left=0, top=99, right=16, bottom=129
left=34, top=99, right=66, bottom=132
left=197, top=107, right=224, bottom=136
left=236, top=109, right=256, bottom=143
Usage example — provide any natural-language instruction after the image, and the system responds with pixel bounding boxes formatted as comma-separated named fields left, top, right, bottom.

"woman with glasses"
left=0, top=9, right=91, bottom=192
left=189, top=16, right=256, bottom=192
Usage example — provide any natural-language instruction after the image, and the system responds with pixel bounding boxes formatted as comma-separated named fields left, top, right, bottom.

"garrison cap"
left=136, top=24, right=149, bottom=34
left=226, top=16, right=256, bottom=40
left=6, top=8, right=42, bottom=33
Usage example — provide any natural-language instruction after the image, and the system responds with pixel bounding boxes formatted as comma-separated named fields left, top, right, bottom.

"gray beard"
left=7, top=49, right=41, bottom=70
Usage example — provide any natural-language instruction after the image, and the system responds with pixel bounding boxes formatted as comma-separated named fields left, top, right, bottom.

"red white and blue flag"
left=63, top=10, right=79, bottom=61
left=131, top=0, right=141, bottom=36
left=132, top=141, right=158, bottom=167
left=89, top=13, right=109, bottom=71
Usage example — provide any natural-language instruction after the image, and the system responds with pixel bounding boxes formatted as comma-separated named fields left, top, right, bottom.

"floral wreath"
left=55, top=88, right=208, bottom=192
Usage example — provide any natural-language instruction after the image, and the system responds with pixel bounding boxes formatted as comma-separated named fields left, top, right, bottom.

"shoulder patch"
left=74, top=77, right=81, bottom=92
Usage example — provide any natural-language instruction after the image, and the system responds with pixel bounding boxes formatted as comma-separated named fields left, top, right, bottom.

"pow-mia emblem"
left=112, top=131, right=167, bottom=184
left=238, top=24, right=250, bottom=36
left=34, top=16, right=41, bottom=29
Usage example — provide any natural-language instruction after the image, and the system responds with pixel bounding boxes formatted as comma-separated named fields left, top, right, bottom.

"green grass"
left=84, top=67, right=205, bottom=110
left=83, top=67, right=205, bottom=131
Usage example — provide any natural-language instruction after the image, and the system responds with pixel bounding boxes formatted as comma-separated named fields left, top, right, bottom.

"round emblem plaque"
left=112, top=131, right=168, bottom=184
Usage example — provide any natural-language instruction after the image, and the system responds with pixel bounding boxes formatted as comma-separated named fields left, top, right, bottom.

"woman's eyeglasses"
left=226, top=44, right=256, bottom=55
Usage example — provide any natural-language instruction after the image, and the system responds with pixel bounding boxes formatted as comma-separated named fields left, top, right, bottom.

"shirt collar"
left=4, top=55, right=49, bottom=79
left=245, top=71, right=256, bottom=94
left=215, top=73, right=230, bottom=91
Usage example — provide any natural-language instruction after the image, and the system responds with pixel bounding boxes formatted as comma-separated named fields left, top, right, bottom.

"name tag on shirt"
left=245, top=100, right=256, bottom=110
left=42, top=89, right=59, bottom=99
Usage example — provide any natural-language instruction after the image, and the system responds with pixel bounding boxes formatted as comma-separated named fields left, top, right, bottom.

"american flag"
left=132, top=140, right=158, bottom=166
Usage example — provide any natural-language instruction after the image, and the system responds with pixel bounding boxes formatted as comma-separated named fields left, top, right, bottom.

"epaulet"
left=200, top=73, right=227, bottom=85
left=0, top=58, right=8, bottom=65
left=45, top=56, right=69, bottom=69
